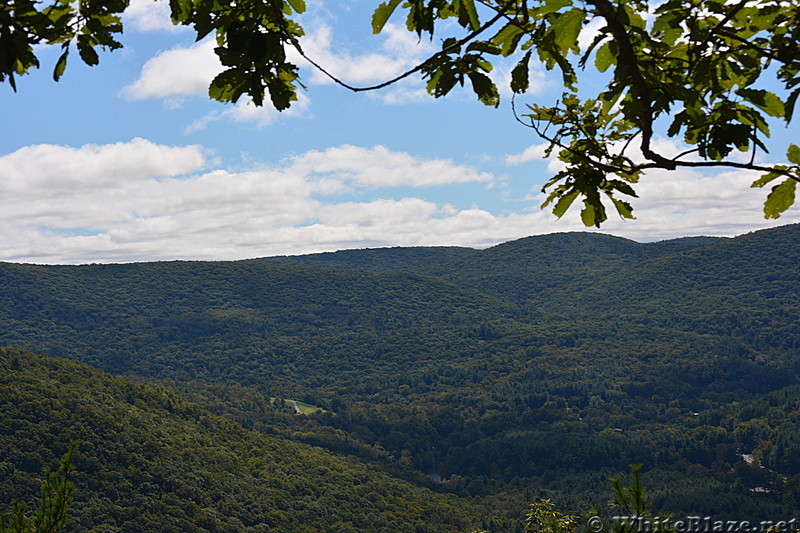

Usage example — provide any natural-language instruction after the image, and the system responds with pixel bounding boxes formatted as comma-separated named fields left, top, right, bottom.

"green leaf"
left=76, top=36, right=99, bottom=66
left=209, top=69, right=247, bottom=104
left=492, top=23, right=526, bottom=57
left=53, top=48, right=68, bottom=81
left=788, top=144, right=800, bottom=165
left=580, top=202, right=597, bottom=226
left=552, top=189, right=580, bottom=218
left=751, top=169, right=785, bottom=188
left=510, top=50, right=532, bottom=94
left=426, top=66, right=460, bottom=98
left=169, top=0, right=192, bottom=23
left=455, top=0, right=480, bottom=30
left=537, top=0, right=572, bottom=17
left=467, top=71, right=499, bottom=107
left=785, top=87, right=799, bottom=123
left=763, top=178, right=797, bottom=219
left=372, top=0, right=403, bottom=34
left=285, top=0, right=306, bottom=14
left=737, top=88, right=785, bottom=118
left=581, top=195, right=607, bottom=226
left=594, top=41, right=615, bottom=73
left=552, top=9, right=584, bottom=53
left=607, top=179, right=637, bottom=197
left=611, top=197, right=636, bottom=219
left=466, top=41, right=501, bottom=55
left=78, top=44, right=99, bottom=66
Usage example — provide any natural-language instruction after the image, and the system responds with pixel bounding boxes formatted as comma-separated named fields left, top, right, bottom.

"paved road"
left=286, top=399, right=302, bottom=414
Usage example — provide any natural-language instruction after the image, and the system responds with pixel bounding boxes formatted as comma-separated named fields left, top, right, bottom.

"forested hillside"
left=2, top=224, right=800, bottom=528
left=0, top=347, right=478, bottom=532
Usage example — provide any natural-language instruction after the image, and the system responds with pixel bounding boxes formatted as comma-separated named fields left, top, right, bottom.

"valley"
left=2, top=224, right=800, bottom=531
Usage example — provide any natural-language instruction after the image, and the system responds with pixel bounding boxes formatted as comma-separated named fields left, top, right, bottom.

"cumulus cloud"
left=370, top=86, right=431, bottom=106
left=521, top=164, right=800, bottom=242
left=0, top=140, right=495, bottom=263
left=120, top=18, right=437, bottom=111
left=288, top=145, right=494, bottom=188
left=124, top=0, right=184, bottom=33
left=120, top=39, right=219, bottom=101
left=1, top=138, right=798, bottom=264
left=184, top=92, right=311, bottom=133
left=122, top=20, right=432, bottom=101
left=506, top=135, right=800, bottom=240
left=506, top=143, right=549, bottom=166
left=578, top=17, right=607, bottom=55
left=285, top=21, right=436, bottom=105
left=120, top=37, right=312, bottom=129
left=288, top=23, right=431, bottom=87
left=0, top=138, right=207, bottom=192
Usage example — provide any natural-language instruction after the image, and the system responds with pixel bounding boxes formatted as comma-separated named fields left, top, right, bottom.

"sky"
left=1, top=0, right=798, bottom=264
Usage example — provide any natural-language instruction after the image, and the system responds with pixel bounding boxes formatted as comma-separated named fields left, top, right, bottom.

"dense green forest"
left=2, top=224, right=800, bottom=530
left=0, top=348, right=478, bottom=532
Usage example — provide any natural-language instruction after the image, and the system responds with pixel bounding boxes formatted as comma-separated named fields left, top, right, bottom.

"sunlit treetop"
left=2, top=0, right=799, bottom=225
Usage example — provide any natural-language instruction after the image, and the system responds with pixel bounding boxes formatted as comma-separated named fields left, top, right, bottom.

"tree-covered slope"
left=263, top=246, right=479, bottom=273
left=2, top=225, right=799, bottom=524
left=0, top=259, right=518, bottom=386
left=0, top=347, right=477, bottom=532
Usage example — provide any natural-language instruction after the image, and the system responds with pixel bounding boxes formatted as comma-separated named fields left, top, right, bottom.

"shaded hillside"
left=0, top=259, right=518, bottom=388
left=264, top=246, right=478, bottom=273
left=265, top=232, right=725, bottom=309
left=0, top=347, right=477, bottom=532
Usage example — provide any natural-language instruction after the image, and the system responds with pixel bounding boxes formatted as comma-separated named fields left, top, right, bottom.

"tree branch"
left=286, top=9, right=508, bottom=93
left=584, top=0, right=678, bottom=170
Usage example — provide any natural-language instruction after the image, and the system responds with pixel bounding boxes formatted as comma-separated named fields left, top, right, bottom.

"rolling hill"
left=0, top=347, right=478, bottom=532
left=2, top=224, right=800, bottom=526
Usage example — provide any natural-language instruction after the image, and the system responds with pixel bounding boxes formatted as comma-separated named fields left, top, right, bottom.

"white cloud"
left=285, top=21, right=438, bottom=105
left=289, top=23, right=432, bottom=87
left=578, top=17, right=607, bottom=55
left=121, top=39, right=220, bottom=101
left=507, top=135, right=800, bottom=240
left=2, top=138, right=798, bottom=265
left=372, top=86, right=431, bottom=106
left=0, top=140, right=497, bottom=263
left=318, top=198, right=440, bottom=228
left=523, top=165, right=800, bottom=242
left=121, top=37, right=312, bottom=129
left=124, top=0, right=185, bottom=33
left=506, top=143, right=549, bottom=165
left=123, top=20, right=433, bottom=105
left=184, top=93, right=311, bottom=133
left=287, top=145, right=494, bottom=188
left=0, top=138, right=207, bottom=192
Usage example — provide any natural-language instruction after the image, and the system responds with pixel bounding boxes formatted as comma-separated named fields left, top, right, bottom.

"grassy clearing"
left=271, top=398, right=326, bottom=415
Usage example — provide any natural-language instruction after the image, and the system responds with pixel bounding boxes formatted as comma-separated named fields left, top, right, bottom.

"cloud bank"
left=1, top=138, right=798, bottom=264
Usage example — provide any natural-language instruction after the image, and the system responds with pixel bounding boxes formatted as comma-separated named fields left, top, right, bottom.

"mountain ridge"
left=2, top=224, right=799, bottom=526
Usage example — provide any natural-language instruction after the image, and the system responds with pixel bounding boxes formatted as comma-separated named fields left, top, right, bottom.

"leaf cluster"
left=363, top=0, right=800, bottom=224
left=169, top=0, right=306, bottom=109
left=0, top=0, right=126, bottom=88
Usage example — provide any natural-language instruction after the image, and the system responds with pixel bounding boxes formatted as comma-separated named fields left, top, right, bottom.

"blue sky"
left=1, top=0, right=797, bottom=264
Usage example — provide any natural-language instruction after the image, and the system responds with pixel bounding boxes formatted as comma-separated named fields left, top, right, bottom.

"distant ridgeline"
left=2, top=224, right=800, bottom=529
